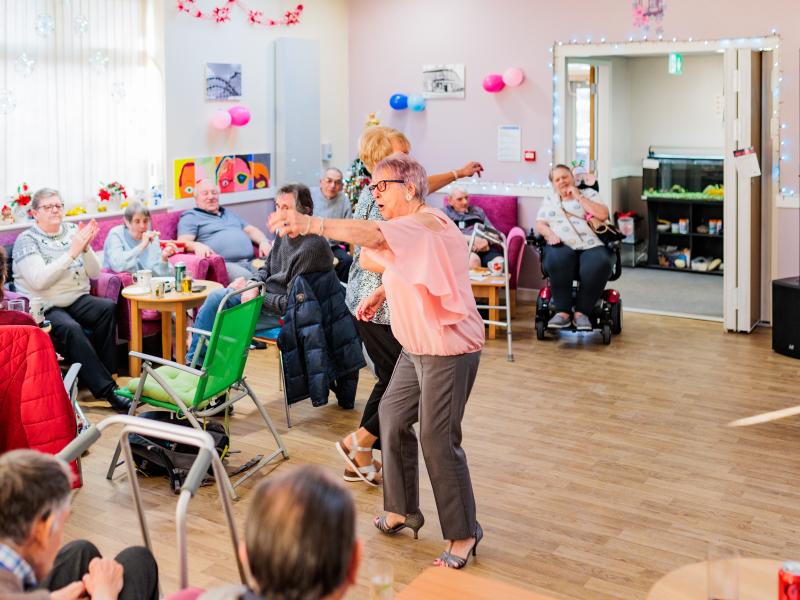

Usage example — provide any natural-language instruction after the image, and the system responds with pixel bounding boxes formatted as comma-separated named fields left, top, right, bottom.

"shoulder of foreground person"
left=197, top=584, right=251, bottom=600
left=0, top=568, right=50, bottom=599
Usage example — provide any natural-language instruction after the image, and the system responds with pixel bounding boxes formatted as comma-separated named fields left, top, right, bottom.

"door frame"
left=553, top=36, right=780, bottom=329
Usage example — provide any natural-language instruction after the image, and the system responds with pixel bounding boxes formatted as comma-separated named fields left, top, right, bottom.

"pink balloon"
left=228, top=105, right=251, bottom=127
left=502, top=67, right=525, bottom=87
left=211, top=109, right=232, bottom=129
left=482, top=74, right=505, bottom=93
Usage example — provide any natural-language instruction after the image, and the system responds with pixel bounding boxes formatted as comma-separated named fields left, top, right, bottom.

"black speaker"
left=773, top=277, right=800, bottom=359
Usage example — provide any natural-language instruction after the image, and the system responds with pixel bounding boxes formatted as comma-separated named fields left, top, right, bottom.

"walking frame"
left=469, top=223, right=514, bottom=361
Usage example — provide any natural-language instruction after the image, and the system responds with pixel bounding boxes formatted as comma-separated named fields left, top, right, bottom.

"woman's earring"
left=405, top=193, right=413, bottom=201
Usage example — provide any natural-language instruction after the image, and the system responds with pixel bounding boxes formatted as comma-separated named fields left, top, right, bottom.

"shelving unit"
left=644, top=196, right=724, bottom=275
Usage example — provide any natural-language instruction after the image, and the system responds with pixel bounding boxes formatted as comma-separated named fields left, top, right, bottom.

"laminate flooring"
left=67, top=307, right=800, bottom=599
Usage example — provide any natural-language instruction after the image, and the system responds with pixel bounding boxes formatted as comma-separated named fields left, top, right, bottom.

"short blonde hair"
left=358, top=126, right=411, bottom=172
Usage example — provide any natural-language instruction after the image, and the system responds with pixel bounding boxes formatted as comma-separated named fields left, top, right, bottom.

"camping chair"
left=107, top=283, right=289, bottom=498
left=469, top=222, right=514, bottom=362
left=252, top=325, right=292, bottom=427
left=60, top=414, right=244, bottom=592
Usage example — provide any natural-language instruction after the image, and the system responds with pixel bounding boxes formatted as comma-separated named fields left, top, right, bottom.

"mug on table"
left=133, top=269, right=153, bottom=290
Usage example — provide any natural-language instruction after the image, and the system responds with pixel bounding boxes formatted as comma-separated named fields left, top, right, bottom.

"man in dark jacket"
left=186, top=183, right=334, bottom=365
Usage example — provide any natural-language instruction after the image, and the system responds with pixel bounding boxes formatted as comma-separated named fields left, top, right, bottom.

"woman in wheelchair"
left=535, top=164, right=614, bottom=331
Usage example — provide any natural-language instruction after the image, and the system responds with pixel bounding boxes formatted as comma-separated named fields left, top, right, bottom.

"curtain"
left=0, top=0, right=164, bottom=208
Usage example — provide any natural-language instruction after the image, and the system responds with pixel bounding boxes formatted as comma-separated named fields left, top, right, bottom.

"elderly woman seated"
left=186, top=183, right=334, bottom=365
left=102, top=201, right=177, bottom=275
left=444, top=187, right=502, bottom=269
left=534, top=164, right=615, bottom=331
left=12, top=188, right=130, bottom=412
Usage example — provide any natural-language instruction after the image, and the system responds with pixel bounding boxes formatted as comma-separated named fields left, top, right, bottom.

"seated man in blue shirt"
left=444, top=187, right=503, bottom=269
left=178, top=179, right=272, bottom=282
left=310, top=167, right=353, bottom=282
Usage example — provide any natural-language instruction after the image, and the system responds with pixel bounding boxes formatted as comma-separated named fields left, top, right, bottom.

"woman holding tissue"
left=12, top=188, right=131, bottom=412
left=103, top=201, right=177, bottom=275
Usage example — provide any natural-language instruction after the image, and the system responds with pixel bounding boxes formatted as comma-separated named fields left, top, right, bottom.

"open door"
left=723, top=49, right=762, bottom=331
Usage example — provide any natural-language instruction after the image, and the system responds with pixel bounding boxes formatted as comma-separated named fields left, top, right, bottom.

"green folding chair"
left=106, top=283, right=289, bottom=499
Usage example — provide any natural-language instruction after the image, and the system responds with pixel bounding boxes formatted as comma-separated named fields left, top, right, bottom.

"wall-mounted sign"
left=668, top=53, right=683, bottom=75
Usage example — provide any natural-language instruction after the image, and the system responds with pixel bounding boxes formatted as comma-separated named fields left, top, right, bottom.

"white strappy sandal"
left=336, top=433, right=381, bottom=487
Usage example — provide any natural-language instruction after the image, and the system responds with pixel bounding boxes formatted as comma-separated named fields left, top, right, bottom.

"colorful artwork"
left=194, top=156, right=215, bottom=184
left=174, top=158, right=195, bottom=198
left=252, top=153, right=271, bottom=189
left=234, top=154, right=254, bottom=191
left=215, top=155, right=236, bottom=194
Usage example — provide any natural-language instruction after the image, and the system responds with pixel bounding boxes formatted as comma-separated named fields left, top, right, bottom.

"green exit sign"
left=669, top=53, right=683, bottom=75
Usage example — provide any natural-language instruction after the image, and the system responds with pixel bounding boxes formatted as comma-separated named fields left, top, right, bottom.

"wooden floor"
left=67, top=307, right=800, bottom=599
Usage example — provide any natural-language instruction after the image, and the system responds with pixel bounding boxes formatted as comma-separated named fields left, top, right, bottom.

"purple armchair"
left=442, top=194, right=526, bottom=315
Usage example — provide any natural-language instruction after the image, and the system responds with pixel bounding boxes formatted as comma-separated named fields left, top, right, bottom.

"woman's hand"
left=545, top=231, right=562, bottom=245
left=268, top=207, right=311, bottom=238
left=69, top=220, right=98, bottom=258
left=355, top=286, right=386, bottom=321
left=457, top=161, right=484, bottom=179
left=81, top=557, right=123, bottom=600
left=160, top=241, right=178, bottom=261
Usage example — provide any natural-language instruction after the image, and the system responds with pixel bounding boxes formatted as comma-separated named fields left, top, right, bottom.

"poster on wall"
left=174, top=158, right=195, bottom=198
left=174, top=152, right=270, bottom=197
left=205, top=62, right=242, bottom=100
left=422, top=64, right=465, bottom=99
left=252, top=153, right=271, bottom=189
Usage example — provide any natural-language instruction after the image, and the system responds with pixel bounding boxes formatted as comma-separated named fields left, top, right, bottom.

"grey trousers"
left=225, top=259, right=256, bottom=282
left=379, top=349, right=481, bottom=540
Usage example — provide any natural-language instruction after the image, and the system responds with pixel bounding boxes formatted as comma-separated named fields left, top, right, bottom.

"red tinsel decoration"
left=176, top=1, right=304, bottom=27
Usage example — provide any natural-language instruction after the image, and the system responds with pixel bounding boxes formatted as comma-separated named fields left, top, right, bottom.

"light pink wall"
left=348, top=0, right=800, bottom=277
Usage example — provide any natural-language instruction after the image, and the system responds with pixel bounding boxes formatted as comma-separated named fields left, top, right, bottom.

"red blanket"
left=0, top=325, right=79, bottom=485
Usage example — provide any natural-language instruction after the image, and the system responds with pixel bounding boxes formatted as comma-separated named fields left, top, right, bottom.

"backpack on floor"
left=128, top=411, right=230, bottom=494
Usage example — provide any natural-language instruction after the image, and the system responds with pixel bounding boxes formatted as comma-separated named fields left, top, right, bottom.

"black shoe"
left=106, top=390, right=132, bottom=414
left=250, top=338, right=267, bottom=350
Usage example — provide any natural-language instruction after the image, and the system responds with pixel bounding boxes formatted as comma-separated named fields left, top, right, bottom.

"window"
left=0, top=0, right=164, bottom=208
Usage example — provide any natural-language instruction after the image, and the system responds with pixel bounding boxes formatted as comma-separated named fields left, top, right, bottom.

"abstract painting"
left=252, top=153, right=271, bottom=189
left=174, top=158, right=195, bottom=199
left=234, top=154, right=254, bottom=191
left=215, top=155, right=236, bottom=194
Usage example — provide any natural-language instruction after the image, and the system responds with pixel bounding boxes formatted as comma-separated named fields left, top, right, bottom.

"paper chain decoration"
left=176, top=1, right=303, bottom=27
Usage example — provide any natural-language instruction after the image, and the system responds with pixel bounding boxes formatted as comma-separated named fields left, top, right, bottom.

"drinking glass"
left=369, top=560, right=393, bottom=600
left=1, top=299, right=25, bottom=312
left=707, top=541, right=739, bottom=600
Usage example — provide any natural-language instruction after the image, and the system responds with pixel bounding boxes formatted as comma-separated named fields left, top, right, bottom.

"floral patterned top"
left=535, top=188, right=604, bottom=251
left=344, top=186, right=390, bottom=324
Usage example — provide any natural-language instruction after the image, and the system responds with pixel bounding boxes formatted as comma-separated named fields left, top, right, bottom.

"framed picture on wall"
left=206, top=62, right=242, bottom=100
left=422, top=64, right=465, bottom=99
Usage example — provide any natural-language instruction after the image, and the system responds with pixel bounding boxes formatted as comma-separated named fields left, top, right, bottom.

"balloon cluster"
left=389, top=93, right=426, bottom=112
left=482, top=67, right=525, bottom=93
left=211, top=105, right=251, bottom=129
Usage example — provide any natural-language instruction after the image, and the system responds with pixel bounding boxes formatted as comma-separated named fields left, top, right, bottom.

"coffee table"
left=121, top=279, right=223, bottom=376
left=646, top=558, right=782, bottom=599
left=469, top=268, right=508, bottom=340
left=396, top=567, right=554, bottom=599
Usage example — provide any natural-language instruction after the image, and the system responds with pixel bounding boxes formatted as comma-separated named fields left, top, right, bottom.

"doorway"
left=554, top=38, right=778, bottom=331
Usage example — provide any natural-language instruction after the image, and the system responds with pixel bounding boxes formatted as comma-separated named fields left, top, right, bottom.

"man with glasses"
left=178, top=179, right=273, bottom=281
left=311, top=168, right=353, bottom=282
left=0, top=449, right=159, bottom=599
left=12, top=188, right=131, bottom=412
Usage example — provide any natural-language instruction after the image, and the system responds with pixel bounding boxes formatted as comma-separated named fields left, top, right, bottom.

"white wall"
left=609, top=57, right=634, bottom=176
left=161, top=0, right=349, bottom=200
left=627, top=53, right=724, bottom=164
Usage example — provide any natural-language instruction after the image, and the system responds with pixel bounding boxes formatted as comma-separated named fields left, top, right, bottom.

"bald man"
left=178, top=179, right=272, bottom=281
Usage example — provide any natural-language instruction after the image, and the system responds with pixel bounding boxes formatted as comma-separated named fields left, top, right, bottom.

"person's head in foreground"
left=368, top=153, right=428, bottom=220
left=0, top=449, right=72, bottom=582
left=241, top=465, right=360, bottom=600
left=194, top=179, right=222, bottom=214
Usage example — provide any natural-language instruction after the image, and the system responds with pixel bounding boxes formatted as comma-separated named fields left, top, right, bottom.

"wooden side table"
left=121, top=279, right=223, bottom=376
left=396, top=567, right=554, bottom=600
left=470, top=269, right=508, bottom=340
left=647, top=559, right=782, bottom=599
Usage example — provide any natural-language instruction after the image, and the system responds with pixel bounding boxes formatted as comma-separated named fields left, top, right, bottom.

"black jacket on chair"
left=279, top=270, right=366, bottom=408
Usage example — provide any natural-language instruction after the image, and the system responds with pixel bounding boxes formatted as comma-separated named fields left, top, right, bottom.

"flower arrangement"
left=98, top=180, right=127, bottom=203
left=13, top=182, right=31, bottom=208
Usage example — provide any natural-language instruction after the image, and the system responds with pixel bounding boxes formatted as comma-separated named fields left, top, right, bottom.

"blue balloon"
left=389, top=93, right=408, bottom=110
left=408, top=95, right=426, bottom=112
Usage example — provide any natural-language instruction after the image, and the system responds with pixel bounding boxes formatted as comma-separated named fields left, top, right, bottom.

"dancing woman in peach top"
left=269, top=153, right=485, bottom=569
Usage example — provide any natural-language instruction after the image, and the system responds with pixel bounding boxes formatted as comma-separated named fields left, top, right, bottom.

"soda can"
left=779, top=561, right=800, bottom=600
left=174, top=262, right=186, bottom=292
left=29, top=297, right=45, bottom=324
